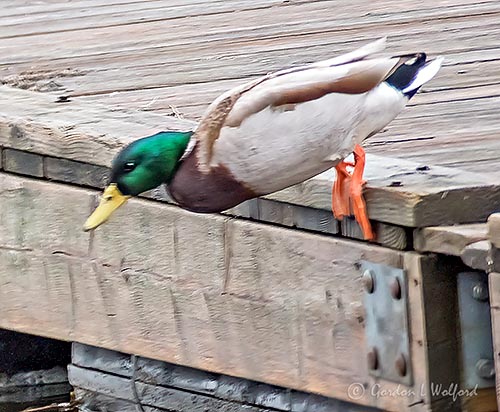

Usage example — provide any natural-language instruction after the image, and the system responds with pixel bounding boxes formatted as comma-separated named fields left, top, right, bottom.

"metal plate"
left=457, top=271, right=495, bottom=389
left=361, top=261, right=412, bottom=385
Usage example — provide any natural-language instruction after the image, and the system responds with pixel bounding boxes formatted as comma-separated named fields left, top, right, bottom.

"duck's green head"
left=83, top=131, right=192, bottom=231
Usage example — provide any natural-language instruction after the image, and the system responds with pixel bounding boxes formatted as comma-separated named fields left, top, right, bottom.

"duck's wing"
left=193, top=37, right=404, bottom=169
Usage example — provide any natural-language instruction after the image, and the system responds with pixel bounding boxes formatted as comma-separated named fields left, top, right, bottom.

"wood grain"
left=404, top=253, right=463, bottom=411
left=1, top=0, right=500, bottom=181
left=70, top=343, right=383, bottom=412
left=0, top=171, right=463, bottom=411
left=414, top=224, right=488, bottom=256
left=488, top=214, right=500, bottom=249
left=461, top=241, right=491, bottom=272
left=461, top=387, right=498, bottom=412
left=489, top=272, right=500, bottom=412
left=3, top=86, right=500, bottom=228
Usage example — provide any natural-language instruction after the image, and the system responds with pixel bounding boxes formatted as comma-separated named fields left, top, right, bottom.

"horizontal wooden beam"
left=1, top=85, right=500, bottom=228
left=414, top=224, right=488, bottom=256
left=0, top=171, right=456, bottom=411
left=488, top=213, right=500, bottom=248
left=489, top=273, right=500, bottom=412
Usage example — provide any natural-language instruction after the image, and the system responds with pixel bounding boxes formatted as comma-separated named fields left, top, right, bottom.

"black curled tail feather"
left=384, top=53, right=428, bottom=99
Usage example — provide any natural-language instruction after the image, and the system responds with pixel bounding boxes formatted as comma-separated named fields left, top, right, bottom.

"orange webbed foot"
left=331, top=145, right=374, bottom=241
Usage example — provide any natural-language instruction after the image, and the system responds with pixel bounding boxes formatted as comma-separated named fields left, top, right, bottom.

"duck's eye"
left=123, top=162, right=136, bottom=173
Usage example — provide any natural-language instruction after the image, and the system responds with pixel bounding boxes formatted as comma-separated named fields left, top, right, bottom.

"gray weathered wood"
left=0, top=171, right=452, bottom=411
left=0, top=367, right=70, bottom=404
left=404, top=253, right=462, bottom=411
left=489, top=272, right=500, bottom=412
left=3, top=148, right=44, bottom=177
left=414, top=224, right=488, bottom=256
left=71, top=343, right=381, bottom=412
left=70, top=364, right=380, bottom=412
left=2, top=86, right=500, bottom=228
left=265, top=156, right=500, bottom=227
left=488, top=213, right=500, bottom=249
left=461, top=241, right=491, bottom=272
left=69, top=365, right=276, bottom=412
left=74, top=389, right=168, bottom=412
left=340, top=217, right=407, bottom=250
left=2, top=0, right=500, bottom=187
left=225, top=199, right=340, bottom=236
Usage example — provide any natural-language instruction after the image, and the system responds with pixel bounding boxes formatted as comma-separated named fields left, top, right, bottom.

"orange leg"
left=351, top=144, right=374, bottom=241
left=331, top=145, right=374, bottom=241
left=332, top=160, right=354, bottom=220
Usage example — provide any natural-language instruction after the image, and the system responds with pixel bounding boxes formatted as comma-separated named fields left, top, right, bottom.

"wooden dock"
left=2, top=0, right=500, bottom=174
left=1, top=1, right=500, bottom=412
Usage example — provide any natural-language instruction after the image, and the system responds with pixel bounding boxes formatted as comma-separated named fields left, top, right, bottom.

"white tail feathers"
left=312, top=37, right=388, bottom=68
left=403, top=56, right=444, bottom=93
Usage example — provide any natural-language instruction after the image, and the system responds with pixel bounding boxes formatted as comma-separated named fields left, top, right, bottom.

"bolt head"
left=390, top=278, right=402, bottom=300
left=363, top=270, right=375, bottom=293
left=472, top=283, right=489, bottom=301
left=395, top=353, right=407, bottom=377
left=476, top=359, right=495, bottom=380
left=367, top=347, right=378, bottom=370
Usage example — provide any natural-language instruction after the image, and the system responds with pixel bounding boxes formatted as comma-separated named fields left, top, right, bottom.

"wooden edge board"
left=0, top=172, right=471, bottom=410
left=488, top=273, right=500, bottom=412
left=488, top=213, right=500, bottom=248
left=0, top=171, right=409, bottom=410
left=1, top=85, right=499, bottom=228
left=460, top=241, right=500, bottom=273
left=0, top=147, right=409, bottom=249
left=414, top=224, right=488, bottom=256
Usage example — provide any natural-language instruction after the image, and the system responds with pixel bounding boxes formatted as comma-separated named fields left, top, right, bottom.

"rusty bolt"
left=363, top=270, right=375, bottom=293
left=472, top=283, right=489, bottom=302
left=390, top=278, right=402, bottom=300
left=367, top=347, right=378, bottom=370
left=395, top=353, right=407, bottom=377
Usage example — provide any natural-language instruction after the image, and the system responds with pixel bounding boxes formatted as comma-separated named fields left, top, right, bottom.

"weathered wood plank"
left=339, top=217, right=408, bottom=250
left=404, top=253, right=462, bottom=411
left=461, top=388, right=498, bottom=412
left=2, top=0, right=500, bottom=192
left=414, top=224, right=488, bottom=256
left=73, top=72, right=500, bottom=120
left=69, top=365, right=277, bottom=412
left=488, top=213, right=500, bottom=248
left=0, top=85, right=195, bottom=167
left=5, top=20, right=499, bottom=98
left=71, top=343, right=381, bottom=412
left=489, top=272, right=500, bottom=411
left=266, top=155, right=500, bottom=227
left=0, top=171, right=456, bottom=411
left=463, top=240, right=500, bottom=273
left=74, top=389, right=169, bottom=412
left=226, top=199, right=407, bottom=250
left=2, top=86, right=500, bottom=228
left=2, top=3, right=498, bottom=66
left=0, top=367, right=69, bottom=404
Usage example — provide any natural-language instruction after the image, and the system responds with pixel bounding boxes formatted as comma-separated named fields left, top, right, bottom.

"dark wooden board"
left=70, top=343, right=381, bottom=412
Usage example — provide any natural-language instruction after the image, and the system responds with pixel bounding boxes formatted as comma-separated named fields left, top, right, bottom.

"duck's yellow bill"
left=83, top=183, right=130, bottom=231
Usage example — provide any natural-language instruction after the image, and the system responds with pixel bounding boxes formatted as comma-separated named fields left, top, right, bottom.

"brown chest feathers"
left=168, top=146, right=256, bottom=213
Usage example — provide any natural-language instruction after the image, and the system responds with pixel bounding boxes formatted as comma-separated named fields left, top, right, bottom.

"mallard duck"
left=84, top=38, right=442, bottom=240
